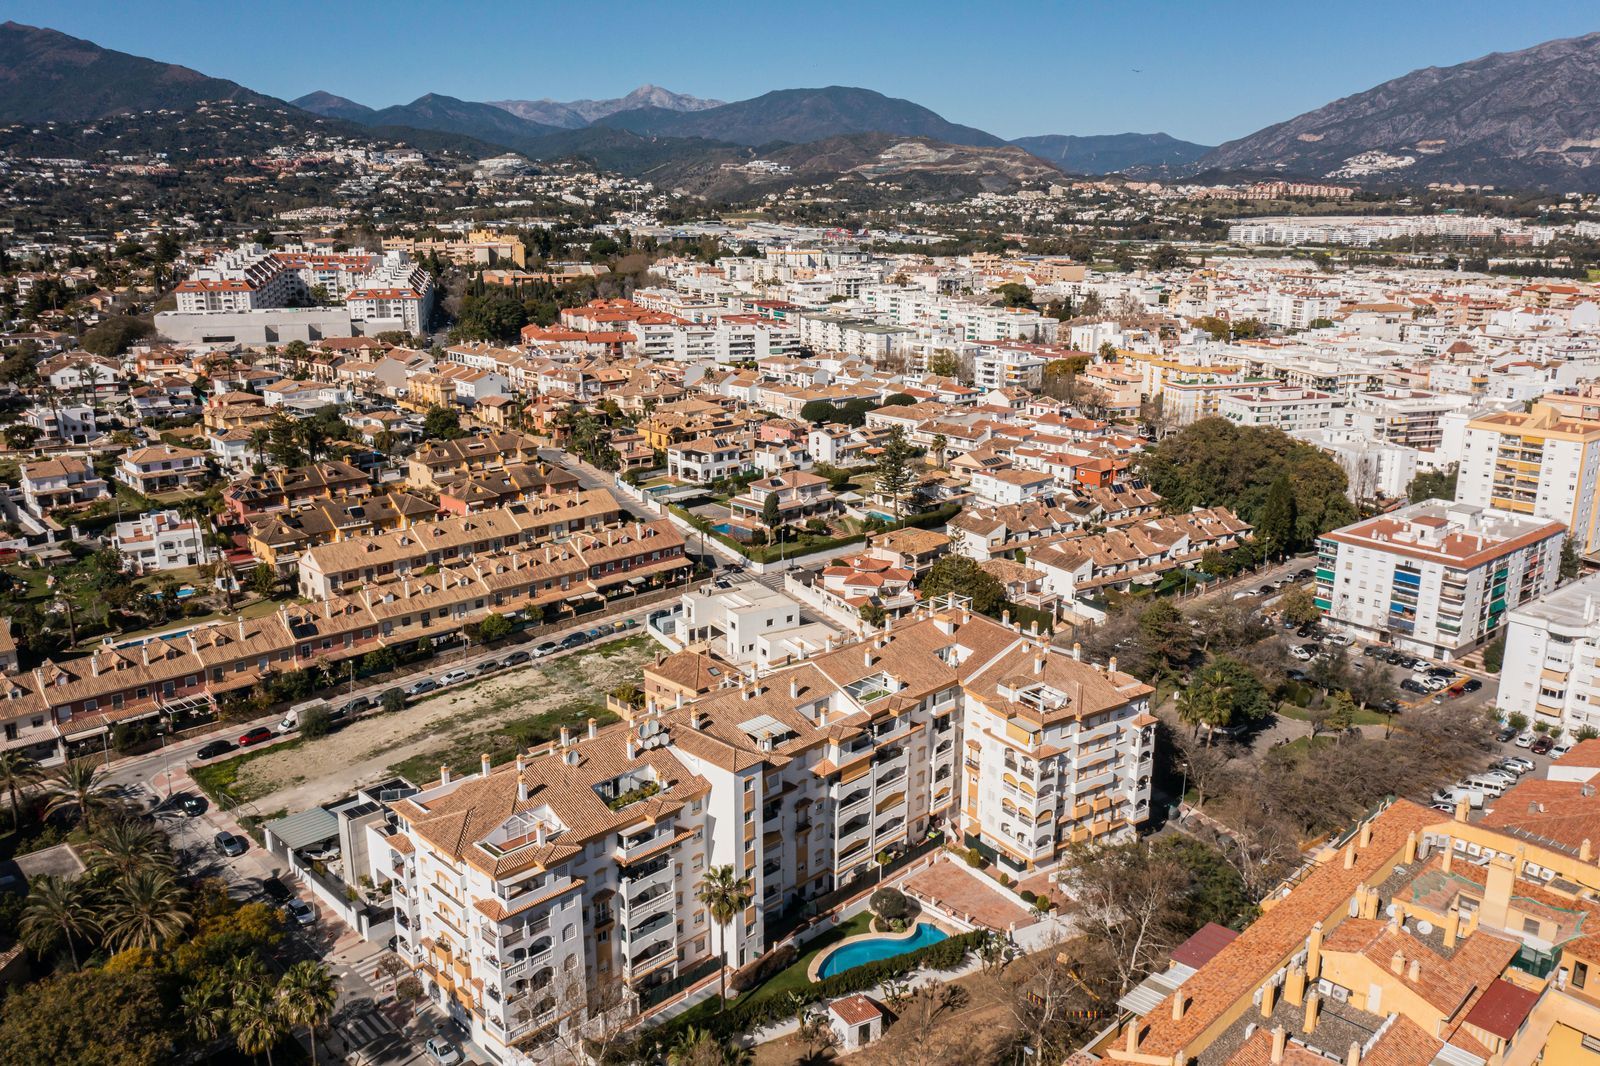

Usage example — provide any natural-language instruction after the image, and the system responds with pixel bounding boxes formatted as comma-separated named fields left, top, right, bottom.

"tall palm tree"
left=182, top=972, right=232, bottom=1046
left=19, top=875, right=97, bottom=968
left=0, top=750, right=42, bottom=830
left=276, top=960, right=340, bottom=1066
left=694, top=865, right=753, bottom=1009
left=100, top=868, right=190, bottom=952
left=44, top=757, right=118, bottom=833
left=231, top=975, right=288, bottom=1066
left=249, top=428, right=270, bottom=470
left=89, top=818, right=168, bottom=879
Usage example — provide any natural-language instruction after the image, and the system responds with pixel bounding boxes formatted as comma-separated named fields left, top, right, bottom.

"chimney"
left=559, top=725, right=572, bottom=747
left=626, top=738, right=638, bottom=760
left=1389, top=950, right=1404, bottom=976
left=1407, top=958, right=1420, bottom=982
left=1404, top=830, right=1418, bottom=865
left=1443, top=908, right=1460, bottom=949
left=1343, top=843, right=1355, bottom=870
left=587, top=717, right=598, bottom=740
left=865, top=650, right=874, bottom=668
left=1358, top=821, right=1372, bottom=848
left=1072, top=641, right=1082, bottom=661
left=790, top=679, right=800, bottom=699
left=1034, top=654, right=1045, bottom=675
left=440, top=764, right=451, bottom=785
left=1108, top=655, right=1118, bottom=674
left=517, top=774, right=528, bottom=803
left=1346, top=1042, right=1361, bottom=1066
left=1171, top=993, right=1185, bottom=1021
left=1002, top=609, right=1011, bottom=627
left=1270, top=1027, right=1287, bottom=1065
left=1259, top=979, right=1277, bottom=1019
left=1583, top=838, right=1593, bottom=863
left=1307, top=922, right=1324, bottom=979
left=1303, top=991, right=1321, bottom=1034
left=1454, top=795, right=1468, bottom=822
left=1442, top=837, right=1453, bottom=873
left=1284, top=964, right=1307, bottom=1007
left=535, top=822, right=546, bottom=846
left=480, top=753, right=492, bottom=777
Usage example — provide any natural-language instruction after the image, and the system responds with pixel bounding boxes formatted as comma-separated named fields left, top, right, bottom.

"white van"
left=278, top=700, right=346, bottom=735
left=1432, top=785, right=1484, bottom=809
left=1465, top=774, right=1508, bottom=798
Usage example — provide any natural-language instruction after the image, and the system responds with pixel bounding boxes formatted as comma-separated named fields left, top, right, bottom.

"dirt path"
left=232, top=637, right=656, bottom=817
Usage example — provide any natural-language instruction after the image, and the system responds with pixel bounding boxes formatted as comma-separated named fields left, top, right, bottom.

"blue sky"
left=9, top=1, right=1600, bottom=143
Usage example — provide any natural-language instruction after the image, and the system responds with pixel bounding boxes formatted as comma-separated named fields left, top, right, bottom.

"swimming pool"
left=814, top=922, right=948, bottom=979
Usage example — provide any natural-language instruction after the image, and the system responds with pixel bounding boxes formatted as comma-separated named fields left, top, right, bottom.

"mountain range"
left=7, top=19, right=1600, bottom=191
left=1196, top=31, right=1600, bottom=188
left=488, top=85, right=723, bottom=129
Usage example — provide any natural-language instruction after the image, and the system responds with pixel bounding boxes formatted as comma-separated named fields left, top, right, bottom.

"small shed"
left=828, top=994, right=884, bottom=1052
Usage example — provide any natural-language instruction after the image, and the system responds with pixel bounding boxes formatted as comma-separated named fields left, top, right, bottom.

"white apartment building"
left=1314, top=500, right=1565, bottom=660
left=793, top=313, right=914, bottom=361
left=112, top=509, right=212, bottom=573
left=366, top=604, right=1154, bottom=1063
left=1455, top=404, right=1600, bottom=554
left=670, top=582, right=814, bottom=668
left=970, top=342, right=1049, bottom=391
left=1496, top=571, right=1600, bottom=739
left=1292, top=429, right=1420, bottom=501
left=1218, top=387, right=1343, bottom=432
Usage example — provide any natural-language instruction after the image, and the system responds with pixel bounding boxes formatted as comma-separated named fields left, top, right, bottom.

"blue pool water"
left=816, top=923, right=948, bottom=978
left=711, top=523, right=733, bottom=535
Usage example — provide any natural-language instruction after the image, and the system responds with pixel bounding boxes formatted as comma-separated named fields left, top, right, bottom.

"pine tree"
left=875, top=427, right=917, bottom=521
left=1258, top=474, right=1298, bottom=559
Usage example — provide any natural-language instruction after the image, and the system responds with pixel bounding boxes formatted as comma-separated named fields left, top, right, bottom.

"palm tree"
left=100, top=868, right=190, bottom=952
left=89, top=818, right=168, bottom=879
left=182, top=972, right=232, bottom=1046
left=249, top=428, right=270, bottom=470
left=44, top=757, right=118, bottom=832
left=231, top=975, right=289, bottom=1066
left=19, top=875, right=97, bottom=968
left=276, top=960, right=340, bottom=1066
left=694, top=865, right=753, bottom=1008
left=668, top=1027, right=753, bottom=1066
left=0, top=750, right=42, bottom=830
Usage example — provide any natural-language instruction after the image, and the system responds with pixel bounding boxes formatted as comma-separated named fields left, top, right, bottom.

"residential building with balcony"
left=117, top=444, right=210, bottom=495
left=112, top=510, right=212, bottom=573
left=1314, top=500, right=1565, bottom=661
left=1456, top=403, right=1600, bottom=554
left=19, top=456, right=108, bottom=518
left=1496, top=570, right=1600, bottom=739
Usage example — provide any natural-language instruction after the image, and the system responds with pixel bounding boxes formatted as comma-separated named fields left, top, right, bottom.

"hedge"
left=672, top=928, right=988, bottom=1041
left=671, top=502, right=962, bottom=566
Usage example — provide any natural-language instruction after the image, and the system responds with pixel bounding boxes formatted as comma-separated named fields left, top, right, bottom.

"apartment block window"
left=1574, top=961, right=1588, bottom=988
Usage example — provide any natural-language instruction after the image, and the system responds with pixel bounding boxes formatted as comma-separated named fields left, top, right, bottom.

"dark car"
left=1496, top=726, right=1518, bottom=742
left=1425, top=667, right=1457, bottom=679
left=1286, top=668, right=1311, bottom=683
left=473, top=658, right=503, bottom=676
left=177, top=793, right=208, bottom=816
left=1401, top=678, right=1429, bottom=694
left=261, top=877, right=292, bottom=903
left=1532, top=736, right=1555, bottom=755
left=1362, top=646, right=1384, bottom=658
left=503, top=649, right=532, bottom=666
left=558, top=634, right=587, bottom=650
left=238, top=726, right=274, bottom=747
left=338, top=696, right=372, bottom=716
left=1463, top=678, right=1483, bottom=693
left=214, top=831, right=247, bottom=857
left=1295, top=569, right=1314, bottom=580
left=1379, top=699, right=1403, bottom=715
left=196, top=739, right=235, bottom=760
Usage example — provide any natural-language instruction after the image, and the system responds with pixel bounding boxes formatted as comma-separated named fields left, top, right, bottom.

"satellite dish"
left=1416, top=920, right=1434, bottom=935
left=1385, top=903, right=1397, bottom=918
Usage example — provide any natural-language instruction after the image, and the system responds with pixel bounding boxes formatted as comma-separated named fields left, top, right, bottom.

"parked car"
left=283, top=899, right=316, bottom=927
left=196, top=740, right=235, bottom=760
left=1463, top=678, right=1483, bottom=694
left=438, top=669, right=471, bottom=686
left=504, top=649, right=532, bottom=666
left=1425, top=667, right=1457, bottom=679
left=1514, top=732, right=1537, bottom=748
left=404, top=678, right=439, bottom=697
left=534, top=642, right=559, bottom=657
left=558, top=634, right=587, bottom=650
left=473, top=658, right=502, bottom=676
left=1400, top=678, right=1429, bottom=694
left=238, top=726, right=274, bottom=747
left=178, top=793, right=208, bottom=816
left=1323, top=633, right=1354, bottom=647
left=1420, top=676, right=1449, bottom=692
left=214, top=831, right=247, bottom=857
left=338, top=696, right=372, bottom=716
left=1258, top=586, right=1275, bottom=596
left=1502, top=755, right=1535, bottom=773
left=261, top=877, right=292, bottom=903
left=1496, top=726, right=1518, bottom=743
left=1531, top=736, right=1555, bottom=755
left=1379, top=699, right=1403, bottom=715
left=1361, top=646, right=1384, bottom=658
left=424, top=1037, right=464, bottom=1065
left=1553, top=738, right=1576, bottom=758
left=1295, top=568, right=1314, bottom=580
left=1286, top=668, right=1311, bottom=683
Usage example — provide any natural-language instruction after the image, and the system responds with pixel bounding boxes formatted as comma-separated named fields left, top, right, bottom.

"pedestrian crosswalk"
left=338, top=1006, right=396, bottom=1050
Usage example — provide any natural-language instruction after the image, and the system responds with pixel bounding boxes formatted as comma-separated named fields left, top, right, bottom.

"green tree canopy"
left=1137, top=600, right=1193, bottom=672
left=1258, top=474, right=1299, bottom=558
left=422, top=406, right=463, bottom=440
left=1407, top=466, right=1458, bottom=504
left=454, top=290, right=527, bottom=343
left=920, top=555, right=1006, bottom=617
left=0, top=968, right=177, bottom=1065
left=1136, top=418, right=1357, bottom=544
left=81, top=315, right=153, bottom=358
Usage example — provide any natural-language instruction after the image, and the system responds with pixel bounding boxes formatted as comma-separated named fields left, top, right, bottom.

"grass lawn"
left=387, top=701, right=618, bottom=784
left=670, top=912, right=875, bottom=1031
left=1271, top=735, right=1338, bottom=761
left=1275, top=701, right=1390, bottom=727
left=191, top=739, right=304, bottom=806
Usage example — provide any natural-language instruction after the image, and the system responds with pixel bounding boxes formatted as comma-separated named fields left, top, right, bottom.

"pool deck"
left=806, top=920, right=944, bottom=982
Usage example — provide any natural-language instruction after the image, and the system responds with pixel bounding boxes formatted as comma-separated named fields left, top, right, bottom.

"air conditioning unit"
left=1329, top=985, right=1350, bottom=1004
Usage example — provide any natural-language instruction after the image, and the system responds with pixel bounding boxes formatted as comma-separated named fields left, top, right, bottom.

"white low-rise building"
left=112, top=509, right=212, bottom=573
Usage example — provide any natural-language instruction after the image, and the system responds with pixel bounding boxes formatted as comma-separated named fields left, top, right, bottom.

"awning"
left=262, top=807, right=340, bottom=852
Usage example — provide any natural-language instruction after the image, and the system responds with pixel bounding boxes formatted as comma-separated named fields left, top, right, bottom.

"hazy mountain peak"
left=291, top=90, right=374, bottom=121
left=490, top=85, right=724, bottom=129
